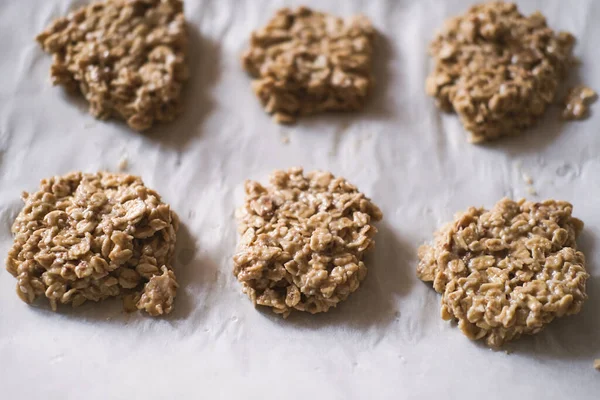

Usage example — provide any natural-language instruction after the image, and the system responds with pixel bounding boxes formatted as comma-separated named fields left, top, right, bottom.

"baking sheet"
left=0, top=0, right=599, bottom=398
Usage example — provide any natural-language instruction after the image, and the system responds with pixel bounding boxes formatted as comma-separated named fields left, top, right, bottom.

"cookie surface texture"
left=418, top=198, right=588, bottom=347
left=234, top=167, right=382, bottom=317
left=36, top=0, right=189, bottom=131
left=6, top=172, right=179, bottom=316
left=242, top=7, right=376, bottom=123
left=426, top=2, right=575, bottom=142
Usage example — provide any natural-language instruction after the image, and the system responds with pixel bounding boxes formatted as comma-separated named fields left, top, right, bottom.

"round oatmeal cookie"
left=426, top=2, right=576, bottom=142
left=418, top=198, right=589, bottom=347
left=5, top=172, right=179, bottom=316
left=233, top=167, right=382, bottom=317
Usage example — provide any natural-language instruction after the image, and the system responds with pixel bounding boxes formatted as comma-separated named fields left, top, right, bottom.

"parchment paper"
left=0, top=1, right=599, bottom=399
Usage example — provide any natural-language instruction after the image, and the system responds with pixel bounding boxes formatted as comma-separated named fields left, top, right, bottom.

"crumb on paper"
left=521, top=173, right=533, bottom=185
left=281, top=135, right=290, bottom=145
left=515, top=161, right=536, bottom=195
left=562, top=85, right=597, bottom=120
left=118, top=156, right=129, bottom=171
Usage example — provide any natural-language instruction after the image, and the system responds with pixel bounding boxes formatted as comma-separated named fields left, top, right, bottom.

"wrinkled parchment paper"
left=1, top=1, right=599, bottom=398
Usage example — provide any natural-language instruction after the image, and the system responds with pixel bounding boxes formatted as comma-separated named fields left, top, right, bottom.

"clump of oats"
left=233, top=167, right=382, bottom=317
left=242, top=7, right=376, bottom=124
left=426, top=2, right=576, bottom=142
left=5, top=172, right=179, bottom=316
left=36, top=0, right=189, bottom=131
left=562, top=85, right=597, bottom=120
left=136, top=266, right=178, bottom=316
left=418, top=198, right=588, bottom=347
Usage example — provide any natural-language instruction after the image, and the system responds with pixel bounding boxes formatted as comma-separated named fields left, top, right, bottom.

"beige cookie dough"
left=5, top=172, right=179, bottom=316
left=426, top=2, right=576, bottom=142
left=418, top=198, right=588, bottom=347
left=233, top=167, right=382, bottom=317
left=36, top=0, right=189, bottom=131
left=242, top=7, right=376, bottom=124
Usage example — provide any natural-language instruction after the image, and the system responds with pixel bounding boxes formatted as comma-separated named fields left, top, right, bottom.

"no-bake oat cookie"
left=36, top=0, right=189, bottom=131
left=5, top=172, right=179, bottom=316
left=418, top=198, right=588, bottom=347
left=233, top=168, right=382, bottom=317
left=242, top=7, right=376, bottom=123
left=426, top=2, right=576, bottom=142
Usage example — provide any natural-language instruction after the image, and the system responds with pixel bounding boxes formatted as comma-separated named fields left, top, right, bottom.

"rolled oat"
left=36, top=0, right=189, bottom=131
left=562, top=85, right=597, bottom=120
left=426, top=2, right=576, bottom=142
left=418, top=198, right=588, bottom=347
left=5, top=172, right=179, bottom=316
left=233, top=167, right=382, bottom=317
left=242, top=7, right=376, bottom=123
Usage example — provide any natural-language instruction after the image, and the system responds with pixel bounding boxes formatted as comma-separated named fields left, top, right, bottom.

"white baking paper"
left=0, top=0, right=599, bottom=398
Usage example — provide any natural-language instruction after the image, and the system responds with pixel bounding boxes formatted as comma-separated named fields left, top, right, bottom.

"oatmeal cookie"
left=242, top=7, right=376, bottom=124
left=233, top=167, right=382, bottom=317
left=426, top=2, right=576, bottom=142
left=5, top=172, right=179, bottom=316
left=418, top=198, right=588, bottom=347
left=36, top=0, right=189, bottom=131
